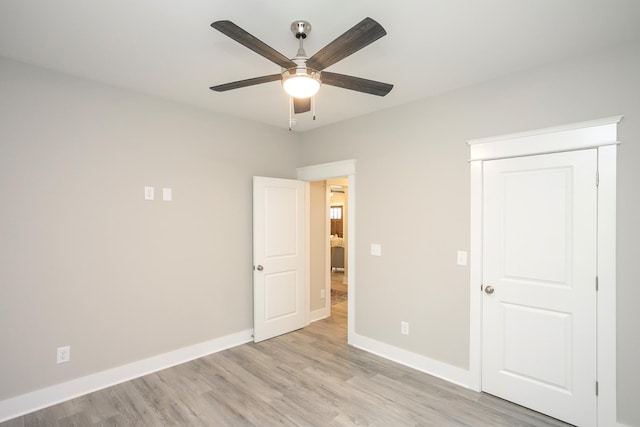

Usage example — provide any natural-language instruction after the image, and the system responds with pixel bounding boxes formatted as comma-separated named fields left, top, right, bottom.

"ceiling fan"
left=209, top=17, right=393, bottom=125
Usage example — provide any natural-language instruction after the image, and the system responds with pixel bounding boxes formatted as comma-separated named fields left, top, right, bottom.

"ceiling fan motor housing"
left=291, top=20, right=311, bottom=39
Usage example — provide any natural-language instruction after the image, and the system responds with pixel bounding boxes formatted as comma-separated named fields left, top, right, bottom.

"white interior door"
left=482, top=150, right=597, bottom=426
left=253, top=176, right=308, bottom=343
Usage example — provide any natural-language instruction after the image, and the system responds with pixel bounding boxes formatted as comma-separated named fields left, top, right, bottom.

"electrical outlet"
left=57, top=346, right=71, bottom=364
left=401, top=321, right=409, bottom=336
left=320, top=289, right=326, bottom=299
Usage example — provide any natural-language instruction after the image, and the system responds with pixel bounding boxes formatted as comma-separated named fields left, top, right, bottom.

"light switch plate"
left=371, top=244, right=382, bottom=256
left=162, top=187, right=172, bottom=201
left=144, top=186, right=154, bottom=201
left=457, top=251, right=468, bottom=266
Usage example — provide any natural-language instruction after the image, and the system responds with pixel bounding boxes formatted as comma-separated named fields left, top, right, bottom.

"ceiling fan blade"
left=321, top=72, right=393, bottom=96
left=210, top=74, right=281, bottom=92
left=211, top=20, right=297, bottom=69
left=293, top=97, right=311, bottom=114
left=305, top=17, right=387, bottom=71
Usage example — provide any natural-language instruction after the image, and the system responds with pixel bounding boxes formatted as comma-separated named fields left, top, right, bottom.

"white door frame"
left=297, top=159, right=356, bottom=343
left=468, top=116, right=622, bottom=426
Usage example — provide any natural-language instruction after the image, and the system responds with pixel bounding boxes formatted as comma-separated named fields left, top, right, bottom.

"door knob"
left=256, top=265, right=264, bottom=271
left=484, top=285, right=494, bottom=294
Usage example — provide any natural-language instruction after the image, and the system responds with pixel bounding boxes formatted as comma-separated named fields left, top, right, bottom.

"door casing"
left=468, top=116, right=622, bottom=426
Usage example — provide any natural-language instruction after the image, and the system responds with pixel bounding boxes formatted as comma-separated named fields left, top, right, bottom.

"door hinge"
left=596, top=171, right=599, bottom=187
left=596, top=381, right=599, bottom=396
left=596, top=276, right=599, bottom=291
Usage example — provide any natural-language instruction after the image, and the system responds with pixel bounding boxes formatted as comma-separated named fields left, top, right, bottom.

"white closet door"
left=482, top=150, right=597, bottom=427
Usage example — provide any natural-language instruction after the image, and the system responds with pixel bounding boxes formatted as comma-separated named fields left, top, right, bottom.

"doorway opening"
left=297, top=159, right=356, bottom=344
left=309, top=178, right=348, bottom=331
left=328, top=179, right=348, bottom=317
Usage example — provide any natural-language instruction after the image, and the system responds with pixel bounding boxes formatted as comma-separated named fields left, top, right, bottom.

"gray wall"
left=299, top=41, right=640, bottom=426
left=0, top=58, right=300, bottom=399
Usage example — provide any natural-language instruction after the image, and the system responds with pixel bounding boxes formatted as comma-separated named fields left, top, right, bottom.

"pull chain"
left=288, top=96, right=293, bottom=131
left=312, top=95, right=316, bottom=120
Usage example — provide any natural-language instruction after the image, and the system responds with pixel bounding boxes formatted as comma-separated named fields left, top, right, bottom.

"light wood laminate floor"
left=331, top=271, right=347, bottom=293
left=2, top=300, right=571, bottom=426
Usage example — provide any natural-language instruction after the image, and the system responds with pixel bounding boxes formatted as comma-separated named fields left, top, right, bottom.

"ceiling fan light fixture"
left=282, top=67, right=321, bottom=98
left=210, top=18, right=393, bottom=122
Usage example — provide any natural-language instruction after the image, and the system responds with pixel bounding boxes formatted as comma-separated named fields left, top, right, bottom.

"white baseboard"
left=309, top=306, right=330, bottom=322
left=351, top=333, right=470, bottom=388
left=0, top=329, right=254, bottom=423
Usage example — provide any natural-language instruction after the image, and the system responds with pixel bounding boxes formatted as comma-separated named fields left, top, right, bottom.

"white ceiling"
left=1, top=1, right=639, bottom=132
